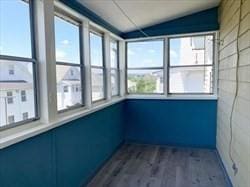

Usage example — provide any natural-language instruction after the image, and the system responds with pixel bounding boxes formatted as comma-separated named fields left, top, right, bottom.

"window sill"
left=126, top=94, right=218, bottom=100
left=0, top=97, right=125, bottom=149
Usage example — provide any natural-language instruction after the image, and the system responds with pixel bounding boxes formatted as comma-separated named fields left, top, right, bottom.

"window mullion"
left=34, top=0, right=57, bottom=123
left=119, top=41, right=126, bottom=97
left=164, top=37, right=169, bottom=97
left=82, top=21, right=92, bottom=108
left=104, top=33, right=111, bottom=101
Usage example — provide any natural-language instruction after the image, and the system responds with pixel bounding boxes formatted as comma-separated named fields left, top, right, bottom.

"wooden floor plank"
left=87, top=144, right=229, bottom=187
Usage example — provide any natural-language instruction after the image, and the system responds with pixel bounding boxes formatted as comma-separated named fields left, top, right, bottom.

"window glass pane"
left=0, top=0, right=32, bottom=58
left=54, top=16, right=80, bottom=64
left=91, top=68, right=104, bottom=101
left=170, top=35, right=213, bottom=66
left=56, top=65, right=82, bottom=111
left=90, top=32, right=103, bottom=66
left=127, top=40, right=164, bottom=68
left=23, top=112, right=28, bottom=120
left=169, top=66, right=213, bottom=93
left=110, top=40, right=118, bottom=68
left=127, top=69, right=163, bottom=94
left=0, top=60, right=35, bottom=127
left=111, top=69, right=119, bottom=96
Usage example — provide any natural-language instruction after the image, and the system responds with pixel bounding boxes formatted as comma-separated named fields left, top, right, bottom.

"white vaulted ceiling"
left=77, top=0, right=220, bottom=33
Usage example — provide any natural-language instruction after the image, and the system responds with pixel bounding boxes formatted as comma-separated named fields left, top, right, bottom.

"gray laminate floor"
left=87, top=144, right=229, bottom=187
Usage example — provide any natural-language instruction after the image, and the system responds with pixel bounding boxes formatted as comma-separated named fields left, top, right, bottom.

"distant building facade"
left=0, top=60, right=35, bottom=126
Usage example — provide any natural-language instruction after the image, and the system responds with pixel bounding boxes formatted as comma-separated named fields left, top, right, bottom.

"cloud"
left=148, top=49, right=155, bottom=53
left=56, top=49, right=66, bottom=59
left=61, top=40, right=69, bottom=45
left=170, top=50, right=178, bottom=58
left=127, top=49, right=135, bottom=55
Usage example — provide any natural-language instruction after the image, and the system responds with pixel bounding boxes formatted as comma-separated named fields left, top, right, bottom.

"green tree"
left=128, top=74, right=156, bottom=93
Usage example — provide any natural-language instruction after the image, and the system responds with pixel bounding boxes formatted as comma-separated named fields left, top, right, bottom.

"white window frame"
left=110, top=38, right=120, bottom=97
left=0, top=0, right=39, bottom=130
left=125, top=31, right=218, bottom=100
left=54, top=11, right=84, bottom=112
left=126, top=39, right=165, bottom=95
left=167, top=33, right=215, bottom=95
left=0, top=0, right=124, bottom=149
left=89, top=29, right=106, bottom=103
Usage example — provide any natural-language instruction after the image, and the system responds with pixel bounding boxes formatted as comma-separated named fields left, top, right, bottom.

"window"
left=21, top=90, right=27, bottom=102
left=54, top=13, right=83, bottom=111
left=75, top=85, right=79, bottom=92
left=22, top=112, right=28, bottom=120
left=90, top=31, right=105, bottom=101
left=8, top=65, right=14, bottom=75
left=7, top=91, right=13, bottom=104
left=63, top=86, right=68, bottom=93
left=0, top=0, right=37, bottom=128
left=169, top=35, right=214, bottom=94
left=127, top=40, right=164, bottom=94
left=0, top=0, right=32, bottom=58
left=8, top=115, right=15, bottom=124
left=110, top=39, right=119, bottom=96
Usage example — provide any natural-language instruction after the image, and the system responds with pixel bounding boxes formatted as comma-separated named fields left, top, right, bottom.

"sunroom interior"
left=0, top=0, right=249, bottom=187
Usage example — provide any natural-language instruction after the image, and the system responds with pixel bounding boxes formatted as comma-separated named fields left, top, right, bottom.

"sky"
left=0, top=0, right=181, bottom=69
left=0, top=0, right=32, bottom=58
left=127, top=39, right=181, bottom=69
left=54, top=16, right=80, bottom=64
left=89, top=32, right=103, bottom=66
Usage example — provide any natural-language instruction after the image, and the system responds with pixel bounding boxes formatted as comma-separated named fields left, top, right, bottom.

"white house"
left=169, top=35, right=213, bottom=93
left=56, top=65, right=82, bottom=111
left=0, top=59, right=35, bottom=127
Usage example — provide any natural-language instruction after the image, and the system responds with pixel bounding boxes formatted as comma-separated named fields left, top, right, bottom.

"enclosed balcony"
left=0, top=0, right=249, bottom=187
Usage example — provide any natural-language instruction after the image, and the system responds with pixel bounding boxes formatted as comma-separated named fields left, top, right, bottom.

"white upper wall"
left=78, top=0, right=220, bottom=32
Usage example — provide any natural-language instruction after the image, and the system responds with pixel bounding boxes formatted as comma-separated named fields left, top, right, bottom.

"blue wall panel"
left=0, top=99, right=217, bottom=186
left=0, top=132, right=55, bottom=187
left=0, top=102, right=124, bottom=187
left=124, top=99, right=217, bottom=148
left=55, top=102, right=124, bottom=186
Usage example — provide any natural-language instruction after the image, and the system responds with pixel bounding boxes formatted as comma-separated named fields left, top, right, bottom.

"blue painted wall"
left=0, top=99, right=217, bottom=186
left=122, top=7, right=219, bottom=39
left=124, top=99, right=217, bottom=148
left=0, top=102, right=125, bottom=187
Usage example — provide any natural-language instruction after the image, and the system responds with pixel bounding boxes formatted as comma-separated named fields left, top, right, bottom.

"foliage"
left=128, top=74, right=156, bottom=93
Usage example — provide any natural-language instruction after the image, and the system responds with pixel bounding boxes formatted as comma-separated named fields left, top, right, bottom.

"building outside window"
left=110, top=39, right=119, bottom=96
left=127, top=40, right=164, bottom=94
left=54, top=13, right=83, bottom=111
left=90, top=31, right=105, bottom=101
left=169, top=34, right=214, bottom=94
